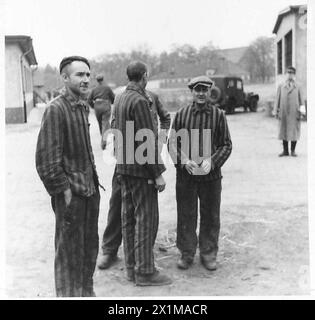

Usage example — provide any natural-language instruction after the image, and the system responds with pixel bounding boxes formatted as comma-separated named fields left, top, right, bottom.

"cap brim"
left=192, top=82, right=212, bottom=89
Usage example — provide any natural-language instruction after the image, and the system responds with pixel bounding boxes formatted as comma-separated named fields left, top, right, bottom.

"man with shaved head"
left=36, top=56, right=101, bottom=297
left=112, top=61, right=172, bottom=286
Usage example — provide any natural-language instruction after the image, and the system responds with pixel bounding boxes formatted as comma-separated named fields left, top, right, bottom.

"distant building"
left=214, top=47, right=248, bottom=65
left=149, top=52, right=250, bottom=89
left=273, top=5, right=307, bottom=101
left=5, top=35, right=38, bottom=123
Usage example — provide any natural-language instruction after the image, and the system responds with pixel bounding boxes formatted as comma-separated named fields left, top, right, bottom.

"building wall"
left=275, top=13, right=296, bottom=88
left=5, top=44, right=24, bottom=123
left=5, top=43, right=35, bottom=123
left=295, top=10, right=307, bottom=101
left=274, top=11, right=307, bottom=102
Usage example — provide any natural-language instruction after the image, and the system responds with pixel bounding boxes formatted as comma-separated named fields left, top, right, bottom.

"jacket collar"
left=61, top=87, right=90, bottom=112
left=285, top=79, right=296, bottom=91
left=126, top=82, right=153, bottom=106
left=192, top=101, right=212, bottom=114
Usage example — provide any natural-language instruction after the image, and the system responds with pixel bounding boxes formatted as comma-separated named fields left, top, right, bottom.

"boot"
left=177, top=257, right=193, bottom=270
left=291, top=141, right=297, bottom=156
left=98, top=254, right=118, bottom=269
left=200, top=253, right=217, bottom=271
left=279, top=140, right=289, bottom=157
left=135, top=271, right=172, bottom=286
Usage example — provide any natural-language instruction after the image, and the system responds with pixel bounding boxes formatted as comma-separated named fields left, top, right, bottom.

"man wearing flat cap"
left=88, top=73, right=115, bottom=147
left=275, top=66, right=303, bottom=157
left=169, top=75, right=232, bottom=271
left=36, top=56, right=101, bottom=297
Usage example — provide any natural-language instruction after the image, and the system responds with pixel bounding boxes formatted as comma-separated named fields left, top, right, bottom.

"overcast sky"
left=3, top=0, right=308, bottom=67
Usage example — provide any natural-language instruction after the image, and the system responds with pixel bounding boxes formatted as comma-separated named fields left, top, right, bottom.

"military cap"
left=286, top=66, right=296, bottom=74
left=59, top=56, right=90, bottom=74
left=188, top=75, right=214, bottom=89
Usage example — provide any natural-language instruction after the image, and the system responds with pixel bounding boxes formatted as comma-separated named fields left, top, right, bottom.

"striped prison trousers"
left=120, top=175, right=159, bottom=275
left=51, top=191, right=100, bottom=297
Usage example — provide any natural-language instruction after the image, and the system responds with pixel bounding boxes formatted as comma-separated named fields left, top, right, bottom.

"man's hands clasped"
left=155, top=175, right=166, bottom=192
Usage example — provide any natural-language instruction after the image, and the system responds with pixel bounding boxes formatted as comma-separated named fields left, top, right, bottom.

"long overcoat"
left=276, top=81, right=302, bottom=141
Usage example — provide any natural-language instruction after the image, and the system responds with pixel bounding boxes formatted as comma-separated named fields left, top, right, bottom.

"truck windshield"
left=227, top=80, right=234, bottom=88
left=237, top=80, right=242, bottom=89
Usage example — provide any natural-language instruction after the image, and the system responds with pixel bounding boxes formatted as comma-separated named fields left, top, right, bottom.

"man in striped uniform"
left=36, top=56, right=101, bottom=297
left=113, top=61, right=172, bottom=286
left=168, top=75, right=232, bottom=271
left=98, top=91, right=171, bottom=270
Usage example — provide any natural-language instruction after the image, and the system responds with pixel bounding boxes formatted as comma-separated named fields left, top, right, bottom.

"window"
left=277, top=40, right=283, bottom=74
left=237, top=80, right=242, bottom=89
left=285, top=30, right=293, bottom=69
left=228, top=80, right=234, bottom=88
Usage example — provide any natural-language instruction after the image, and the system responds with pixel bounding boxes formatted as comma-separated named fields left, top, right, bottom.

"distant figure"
left=36, top=56, right=101, bottom=297
left=275, top=66, right=303, bottom=157
left=88, top=74, right=115, bottom=142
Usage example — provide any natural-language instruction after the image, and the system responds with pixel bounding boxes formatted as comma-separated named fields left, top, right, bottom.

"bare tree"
left=242, top=37, right=275, bottom=83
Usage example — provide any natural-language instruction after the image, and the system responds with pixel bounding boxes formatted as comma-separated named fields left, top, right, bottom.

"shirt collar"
left=285, top=79, right=296, bottom=88
left=61, top=87, right=90, bottom=112
left=192, top=101, right=212, bottom=114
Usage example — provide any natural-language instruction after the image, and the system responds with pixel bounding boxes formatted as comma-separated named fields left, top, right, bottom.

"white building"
left=273, top=5, right=307, bottom=102
left=5, top=35, right=38, bottom=123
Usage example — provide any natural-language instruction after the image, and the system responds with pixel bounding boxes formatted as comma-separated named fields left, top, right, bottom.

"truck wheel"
left=210, top=86, right=221, bottom=104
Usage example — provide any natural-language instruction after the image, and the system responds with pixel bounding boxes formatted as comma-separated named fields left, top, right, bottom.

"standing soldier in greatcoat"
left=275, top=66, right=303, bottom=157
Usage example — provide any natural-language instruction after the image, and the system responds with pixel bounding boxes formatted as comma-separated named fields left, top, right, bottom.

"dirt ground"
left=5, top=106, right=309, bottom=298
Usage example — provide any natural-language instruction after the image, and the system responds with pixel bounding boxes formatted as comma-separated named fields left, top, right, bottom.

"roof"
left=214, top=47, right=248, bottom=64
left=5, top=35, right=38, bottom=65
left=210, top=75, right=242, bottom=80
left=208, top=57, right=249, bottom=76
left=273, top=4, right=307, bottom=34
left=150, top=55, right=249, bottom=81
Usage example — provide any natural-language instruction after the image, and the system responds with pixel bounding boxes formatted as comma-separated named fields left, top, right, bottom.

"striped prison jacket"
left=35, top=88, right=99, bottom=197
left=113, top=82, right=166, bottom=179
left=168, top=101, right=232, bottom=181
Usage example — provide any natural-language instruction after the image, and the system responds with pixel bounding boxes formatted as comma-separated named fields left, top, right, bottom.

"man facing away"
left=112, top=61, right=172, bottom=286
left=36, top=56, right=101, bottom=297
left=168, top=75, right=232, bottom=271
left=98, top=90, right=171, bottom=270
left=88, top=73, right=115, bottom=143
left=275, top=66, right=303, bottom=157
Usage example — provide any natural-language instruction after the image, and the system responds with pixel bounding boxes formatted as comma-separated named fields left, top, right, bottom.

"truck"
left=209, top=75, right=259, bottom=114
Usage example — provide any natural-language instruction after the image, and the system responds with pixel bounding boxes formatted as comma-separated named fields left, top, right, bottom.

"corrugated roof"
left=5, top=35, right=38, bottom=66
left=272, top=5, right=307, bottom=34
